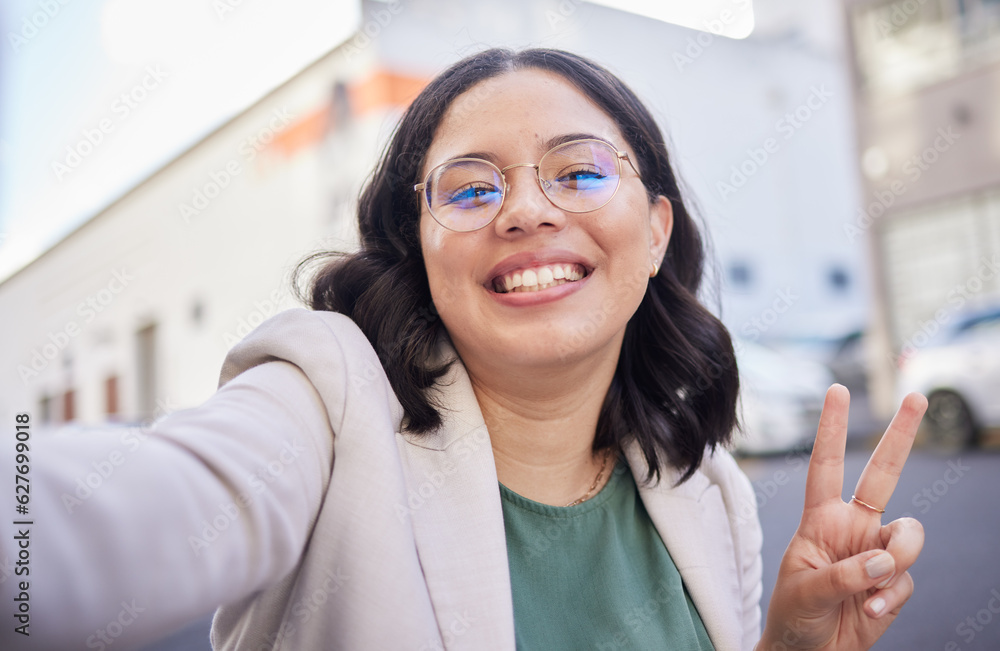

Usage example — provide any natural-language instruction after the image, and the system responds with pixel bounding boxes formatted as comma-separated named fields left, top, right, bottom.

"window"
left=828, top=266, right=851, bottom=293
left=39, top=395, right=52, bottom=424
left=136, top=323, right=158, bottom=421
left=105, top=375, right=120, bottom=419
left=727, top=261, right=754, bottom=289
left=852, top=0, right=1000, bottom=93
left=63, top=389, right=76, bottom=422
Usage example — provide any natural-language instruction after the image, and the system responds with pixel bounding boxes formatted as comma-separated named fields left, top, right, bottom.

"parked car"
left=896, top=305, right=1000, bottom=447
left=733, top=339, right=834, bottom=455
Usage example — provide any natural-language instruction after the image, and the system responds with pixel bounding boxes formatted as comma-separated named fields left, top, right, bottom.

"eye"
left=553, top=165, right=610, bottom=191
left=444, top=182, right=502, bottom=209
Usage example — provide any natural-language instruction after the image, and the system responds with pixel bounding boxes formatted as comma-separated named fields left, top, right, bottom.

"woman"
left=5, top=48, right=925, bottom=651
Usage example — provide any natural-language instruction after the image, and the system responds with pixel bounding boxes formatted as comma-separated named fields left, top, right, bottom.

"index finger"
left=804, top=384, right=850, bottom=510
left=853, top=392, right=928, bottom=512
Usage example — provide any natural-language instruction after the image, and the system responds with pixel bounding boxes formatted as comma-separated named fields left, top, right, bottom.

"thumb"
left=812, top=550, right=896, bottom=606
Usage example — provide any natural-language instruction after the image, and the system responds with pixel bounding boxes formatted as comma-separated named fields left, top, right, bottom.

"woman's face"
left=419, top=68, right=672, bottom=372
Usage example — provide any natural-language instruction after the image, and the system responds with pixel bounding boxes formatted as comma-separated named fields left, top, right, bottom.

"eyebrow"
left=441, top=132, right=618, bottom=166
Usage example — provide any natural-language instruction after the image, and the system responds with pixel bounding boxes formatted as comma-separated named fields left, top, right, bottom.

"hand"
left=758, top=384, right=928, bottom=651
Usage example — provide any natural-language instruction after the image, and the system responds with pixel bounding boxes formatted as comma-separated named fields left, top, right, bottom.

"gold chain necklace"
left=564, top=451, right=612, bottom=507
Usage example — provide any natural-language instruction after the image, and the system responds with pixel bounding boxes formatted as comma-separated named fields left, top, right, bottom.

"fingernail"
left=869, top=597, right=886, bottom=616
left=865, top=553, right=893, bottom=579
left=875, top=573, right=895, bottom=590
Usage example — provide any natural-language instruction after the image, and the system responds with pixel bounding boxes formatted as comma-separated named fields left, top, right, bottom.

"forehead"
left=422, top=68, right=626, bottom=173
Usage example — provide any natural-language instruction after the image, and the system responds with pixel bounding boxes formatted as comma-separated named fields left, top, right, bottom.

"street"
left=739, top=443, right=1000, bottom=650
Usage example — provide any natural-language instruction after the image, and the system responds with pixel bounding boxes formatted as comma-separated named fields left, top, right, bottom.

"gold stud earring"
left=650, top=260, right=660, bottom=278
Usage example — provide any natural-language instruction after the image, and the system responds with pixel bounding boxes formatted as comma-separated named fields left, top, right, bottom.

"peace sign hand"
left=757, top=385, right=929, bottom=651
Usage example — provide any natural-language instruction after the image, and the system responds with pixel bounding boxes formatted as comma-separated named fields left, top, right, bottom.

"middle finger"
left=853, top=392, right=928, bottom=514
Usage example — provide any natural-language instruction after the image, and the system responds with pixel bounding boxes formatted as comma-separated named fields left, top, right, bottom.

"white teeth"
left=493, top=263, right=588, bottom=293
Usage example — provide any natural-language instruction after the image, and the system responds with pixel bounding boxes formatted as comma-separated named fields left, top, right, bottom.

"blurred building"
left=0, top=36, right=427, bottom=427
left=1, top=0, right=870, bottom=429
left=844, top=0, right=1000, bottom=413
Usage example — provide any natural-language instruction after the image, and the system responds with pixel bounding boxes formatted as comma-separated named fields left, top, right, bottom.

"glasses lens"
left=539, top=140, right=621, bottom=212
left=426, top=160, right=503, bottom=231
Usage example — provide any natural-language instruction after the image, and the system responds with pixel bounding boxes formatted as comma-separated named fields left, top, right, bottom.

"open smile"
left=490, top=262, right=589, bottom=293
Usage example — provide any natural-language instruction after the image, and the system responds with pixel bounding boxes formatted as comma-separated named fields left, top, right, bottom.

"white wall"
left=0, top=43, right=389, bottom=429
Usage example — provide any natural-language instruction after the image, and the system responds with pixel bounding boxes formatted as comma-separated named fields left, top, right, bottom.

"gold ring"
left=851, top=495, right=885, bottom=514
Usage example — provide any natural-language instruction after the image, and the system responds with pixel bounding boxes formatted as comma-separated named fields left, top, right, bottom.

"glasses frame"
left=413, top=138, right=642, bottom=233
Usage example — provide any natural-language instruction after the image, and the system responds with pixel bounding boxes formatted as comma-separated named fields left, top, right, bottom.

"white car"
left=733, top=339, right=834, bottom=455
left=896, top=306, right=1000, bottom=447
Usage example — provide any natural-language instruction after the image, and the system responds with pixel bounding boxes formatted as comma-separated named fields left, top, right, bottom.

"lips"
left=491, top=263, right=587, bottom=293
left=485, top=250, right=593, bottom=295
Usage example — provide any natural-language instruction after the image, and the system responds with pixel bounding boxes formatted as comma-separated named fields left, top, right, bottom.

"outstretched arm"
left=758, top=384, right=928, bottom=651
left=0, top=360, right=333, bottom=650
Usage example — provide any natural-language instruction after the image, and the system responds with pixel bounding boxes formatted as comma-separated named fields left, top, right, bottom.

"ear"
left=649, top=195, right=673, bottom=270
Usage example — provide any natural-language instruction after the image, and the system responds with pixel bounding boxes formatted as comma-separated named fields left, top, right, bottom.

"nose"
left=492, top=165, right=567, bottom=236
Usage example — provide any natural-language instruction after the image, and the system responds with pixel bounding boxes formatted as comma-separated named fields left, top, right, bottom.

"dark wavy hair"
left=293, top=47, right=739, bottom=483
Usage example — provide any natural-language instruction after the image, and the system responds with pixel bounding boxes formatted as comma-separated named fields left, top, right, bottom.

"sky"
left=0, top=0, right=361, bottom=283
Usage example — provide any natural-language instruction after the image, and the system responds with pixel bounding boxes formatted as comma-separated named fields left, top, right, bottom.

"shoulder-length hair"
left=294, top=47, right=739, bottom=483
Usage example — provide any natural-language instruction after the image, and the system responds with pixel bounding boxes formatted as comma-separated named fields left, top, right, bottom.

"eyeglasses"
left=413, top=138, right=641, bottom=232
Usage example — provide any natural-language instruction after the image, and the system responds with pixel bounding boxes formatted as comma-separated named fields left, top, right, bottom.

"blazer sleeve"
left=714, top=450, right=765, bottom=651
left=0, top=360, right=334, bottom=651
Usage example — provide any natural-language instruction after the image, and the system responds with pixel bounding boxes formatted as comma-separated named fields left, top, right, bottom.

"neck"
left=464, top=348, right=621, bottom=506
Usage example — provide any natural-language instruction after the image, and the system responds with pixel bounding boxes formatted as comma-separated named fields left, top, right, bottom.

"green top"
left=499, top=459, right=715, bottom=650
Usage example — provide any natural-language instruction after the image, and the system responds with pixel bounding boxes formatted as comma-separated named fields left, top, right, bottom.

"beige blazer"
left=0, top=308, right=761, bottom=651
left=211, top=309, right=763, bottom=651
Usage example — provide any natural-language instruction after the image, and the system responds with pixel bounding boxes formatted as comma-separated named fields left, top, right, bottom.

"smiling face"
left=419, top=68, right=672, bottom=374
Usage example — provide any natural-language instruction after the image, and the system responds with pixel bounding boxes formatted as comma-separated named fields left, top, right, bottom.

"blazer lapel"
left=394, top=337, right=741, bottom=650
left=627, top=443, right=743, bottom=650
left=396, top=348, right=516, bottom=650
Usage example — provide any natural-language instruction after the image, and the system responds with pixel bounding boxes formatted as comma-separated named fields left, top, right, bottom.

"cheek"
left=420, top=217, right=473, bottom=317
left=597, top=198, right=653, bottom=264
left=595, top=200, right=654, bottom=307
